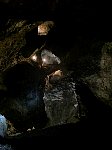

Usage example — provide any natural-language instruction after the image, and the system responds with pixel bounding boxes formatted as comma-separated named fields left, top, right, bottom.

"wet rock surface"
left=44, top=74, right=80, bottom=126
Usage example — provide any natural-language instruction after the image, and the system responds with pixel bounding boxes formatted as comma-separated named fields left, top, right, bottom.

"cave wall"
left=0, top=62, right=48, bottom=131
left=0, top=0, right=112, bottom=137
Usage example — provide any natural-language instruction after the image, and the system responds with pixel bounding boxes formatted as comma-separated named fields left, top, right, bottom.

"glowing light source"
left=43, top=58, right=46, bottom=62
left=41, top=49, right=61, bottom=66
left=31, top=55, right=37, bottom=61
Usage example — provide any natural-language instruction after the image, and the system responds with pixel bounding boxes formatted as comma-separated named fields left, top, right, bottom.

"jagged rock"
left=0, top=114, right=7, bottom=138
left=0, top=19, right=40, bottom=71
left=48, top=70, right=63, bottom=84
left=0, top=62, right=48, bottom=132
left=0, top=144, right=13, bottom=150
left=41, top=49, right=61, bottom=66
left=44, top=74, right=81, bottom=126
left=38, top=21, right=54, bottom=36
left=83, top=42, right=112, bottom=107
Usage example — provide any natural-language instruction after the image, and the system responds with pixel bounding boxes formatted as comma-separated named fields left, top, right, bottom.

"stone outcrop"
left=44, top=74, right=80, bottom=127
left=83, top=42, right=112, bottom=107
left=0, top=62, right=48, bottom=132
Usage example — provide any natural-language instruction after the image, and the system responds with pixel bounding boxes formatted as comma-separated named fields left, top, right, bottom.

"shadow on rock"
left=0, top=62, right=48, bottom=132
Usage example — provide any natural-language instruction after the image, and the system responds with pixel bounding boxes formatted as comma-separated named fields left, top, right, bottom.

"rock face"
left=44, top=74, right=81, bottom=126
left=0, top=62, right=48, bottom=131
left=0, top=19, right=41, bottom=71
left=0, top=114, right=7, bottom=137
left=83, top=42, right=112, bottom=107
left=0, top=144, right=13, bottom=150
left=0, top=19, right=49, bottom=132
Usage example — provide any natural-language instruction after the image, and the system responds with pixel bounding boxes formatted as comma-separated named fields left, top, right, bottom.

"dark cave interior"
left=0, top=0, right=112, bottom=147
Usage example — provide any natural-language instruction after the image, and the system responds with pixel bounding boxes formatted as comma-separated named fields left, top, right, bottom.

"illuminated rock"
left=38, top=21, right=54, bottom=36
left=44, top=74, right=80, bottom=126
left=0, top=114, right=7, bottom=137
left=41, top=49, right=61, bottom=66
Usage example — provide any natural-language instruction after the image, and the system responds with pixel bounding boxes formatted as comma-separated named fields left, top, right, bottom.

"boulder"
left=0, top=114, right=7, bottom=138
left=0, top=62, right=48, bottom=132
left=83, top=42, right=112, bottom=107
